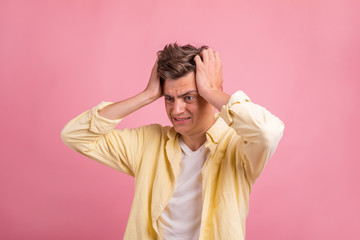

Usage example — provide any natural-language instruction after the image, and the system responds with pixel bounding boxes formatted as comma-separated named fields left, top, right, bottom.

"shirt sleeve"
left=61, top=101, right=149, bottom=176
left=219, top=91, right=285, bottom=184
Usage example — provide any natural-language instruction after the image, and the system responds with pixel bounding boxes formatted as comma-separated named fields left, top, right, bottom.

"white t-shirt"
left=157, top=138, right=210, bottom=240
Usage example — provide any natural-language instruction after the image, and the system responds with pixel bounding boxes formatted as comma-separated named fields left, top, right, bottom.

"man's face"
left=163, top=72, right=215, bottom=138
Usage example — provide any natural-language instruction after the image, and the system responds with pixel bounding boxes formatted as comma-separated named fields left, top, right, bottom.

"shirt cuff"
left=220, top=91, right=251, bottom=125
left=89, top=101, right=122, bottom=134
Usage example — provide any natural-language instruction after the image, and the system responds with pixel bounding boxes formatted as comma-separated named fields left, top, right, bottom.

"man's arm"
left=193, top=48, right=230, bottom=111
left=98, top=59, right=162, bottom=119
left=61, top=59, right=162, bottom=175
left=194, top=48, right=284, bottom=183
left=221, top=92, right=284, bottom=183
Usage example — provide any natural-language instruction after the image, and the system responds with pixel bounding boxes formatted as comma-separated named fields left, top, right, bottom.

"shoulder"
left=130, top=123, right=172, bottom=139
left=141, top=123, right=171, bottom=132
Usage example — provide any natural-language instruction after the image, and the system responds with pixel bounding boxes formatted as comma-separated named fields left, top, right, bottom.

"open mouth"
left=174, top=117, right=191, bottom=123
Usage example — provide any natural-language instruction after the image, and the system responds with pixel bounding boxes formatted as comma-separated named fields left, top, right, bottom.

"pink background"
left=1, top=0, right=359, bottom=239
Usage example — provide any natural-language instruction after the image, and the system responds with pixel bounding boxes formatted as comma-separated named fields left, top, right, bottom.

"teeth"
left=175, top=117, right=190, bottom=121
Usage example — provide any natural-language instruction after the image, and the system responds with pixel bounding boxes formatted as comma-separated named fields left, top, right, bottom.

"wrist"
left=142, top=89, right=161, bottom=104
left=201, top=89, right=230, bottom=111
left=199, top=88, right=222, bottom=101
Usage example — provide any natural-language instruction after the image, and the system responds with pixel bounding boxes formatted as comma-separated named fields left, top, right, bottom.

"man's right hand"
left=98, top=58, right=163, bottom=120
left=144, top=58, right=162, bottom=102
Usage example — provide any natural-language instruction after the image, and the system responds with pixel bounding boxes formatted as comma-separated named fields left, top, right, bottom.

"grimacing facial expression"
left=163, top=72, right=215, bottom=138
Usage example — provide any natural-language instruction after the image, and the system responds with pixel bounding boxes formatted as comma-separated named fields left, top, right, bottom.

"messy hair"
left=157, top=43, right=208, bottom=81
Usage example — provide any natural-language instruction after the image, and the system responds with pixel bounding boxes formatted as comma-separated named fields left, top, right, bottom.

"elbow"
left=60, top=126, right=72, bottom=148
left=60, top=125, right=95, bottom=154
left=259, top=120, right=284, bottom=150
left=60, top=125, right=80, bottom=151
left=246, top=124, right=284, bottom=183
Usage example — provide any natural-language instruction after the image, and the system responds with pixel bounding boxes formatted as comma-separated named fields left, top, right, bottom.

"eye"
left=184, top=96, right=195, bottom=101
left=164, top=96, right=174, bottom=102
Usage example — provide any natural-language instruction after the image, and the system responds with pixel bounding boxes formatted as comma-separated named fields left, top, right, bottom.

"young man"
left=61, top=43, right=284, bottom=240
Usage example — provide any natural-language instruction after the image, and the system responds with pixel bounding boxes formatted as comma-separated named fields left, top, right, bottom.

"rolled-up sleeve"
left=61, top=101, right=141, bottom=176
left=220, top=91, right=285, bottom=183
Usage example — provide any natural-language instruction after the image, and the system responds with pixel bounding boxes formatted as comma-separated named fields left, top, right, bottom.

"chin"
left=173, top=126, right=187, bottom=135
left=173, top=126, right=182, bottom=133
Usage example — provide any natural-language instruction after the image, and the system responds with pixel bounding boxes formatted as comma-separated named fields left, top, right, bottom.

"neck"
left=179, top=115, right=216, bottom=151
left=180, top=133, right=207, bottom=151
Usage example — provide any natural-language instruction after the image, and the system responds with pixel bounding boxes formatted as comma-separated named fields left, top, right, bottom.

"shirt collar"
left=167, top=126, right=179, bottom=139
left=206, top=113, right=229, bottom=144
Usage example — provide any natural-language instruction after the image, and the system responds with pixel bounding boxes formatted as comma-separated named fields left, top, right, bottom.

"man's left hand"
left=194, top=48, right=230, bottom=111
left=194, top=48, right=224, bottom=97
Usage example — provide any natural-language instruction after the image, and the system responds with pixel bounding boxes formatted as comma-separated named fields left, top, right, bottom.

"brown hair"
left=157, top=42, right=208, bottom=81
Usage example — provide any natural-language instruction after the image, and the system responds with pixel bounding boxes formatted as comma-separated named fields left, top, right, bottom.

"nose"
left=172, top=99, right=186, bottom=115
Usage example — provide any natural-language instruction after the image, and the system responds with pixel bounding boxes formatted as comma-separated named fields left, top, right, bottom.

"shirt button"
left=159, top=204, right=163, bottom=208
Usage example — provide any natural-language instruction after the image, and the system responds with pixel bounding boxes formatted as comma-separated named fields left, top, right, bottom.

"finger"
left=200, top=49, right=209, bottom=64
left=208, top=48, right=215, bottom=62
left=214, top=51, right=221, bottom=63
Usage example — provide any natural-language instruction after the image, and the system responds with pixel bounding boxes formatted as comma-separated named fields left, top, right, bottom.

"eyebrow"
left=163, top=90, right=198, bottom=98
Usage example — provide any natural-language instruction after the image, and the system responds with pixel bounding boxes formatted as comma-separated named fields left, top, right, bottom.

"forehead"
left=163, top=72, right=197, bottom=96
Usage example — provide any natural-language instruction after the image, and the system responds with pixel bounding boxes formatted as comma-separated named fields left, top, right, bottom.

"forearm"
left=98, top=91, right=157, bottom=120
left=220, top=91, right=284, bottom=145
left=98, top=57, right=162, bottom=120
left=220, top=91, right=284, bottom=182
left=60, top=101, right=143, bottom=175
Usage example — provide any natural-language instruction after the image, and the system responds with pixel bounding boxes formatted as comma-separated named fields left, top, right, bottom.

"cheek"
left=187, top=105, right=199, bottom=117
left=196, top=102, right=213, bottom=116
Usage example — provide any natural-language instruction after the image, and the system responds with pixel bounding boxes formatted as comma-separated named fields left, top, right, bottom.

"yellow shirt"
left=61, top=90, right=284, bottom=240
